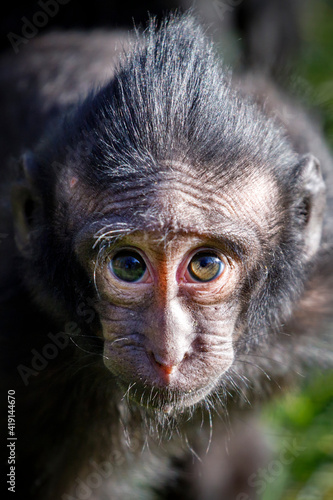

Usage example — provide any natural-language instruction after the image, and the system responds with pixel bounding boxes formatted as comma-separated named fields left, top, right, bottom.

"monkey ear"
left=295, top=154, right=326, bottom=261
left=11, top=152, right=40, bottom=257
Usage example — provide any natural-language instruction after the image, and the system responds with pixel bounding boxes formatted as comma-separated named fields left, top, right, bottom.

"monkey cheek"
left=102, top=343, right=235, bottom=412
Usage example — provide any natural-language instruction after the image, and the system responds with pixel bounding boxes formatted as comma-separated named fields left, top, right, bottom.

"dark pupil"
left=189, top=252, right=224, bottom=282
left=111, top=251, right=146, bottom=282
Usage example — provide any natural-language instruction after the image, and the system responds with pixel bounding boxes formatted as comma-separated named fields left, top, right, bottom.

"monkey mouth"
left=119, top=378, right=219, bottom=414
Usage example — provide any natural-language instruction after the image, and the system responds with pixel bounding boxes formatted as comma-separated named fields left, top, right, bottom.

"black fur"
left=0, top=14, right=332, bottom=500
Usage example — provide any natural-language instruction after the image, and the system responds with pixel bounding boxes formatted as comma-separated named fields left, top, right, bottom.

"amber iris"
left=188, top=251, right=225, bottom=282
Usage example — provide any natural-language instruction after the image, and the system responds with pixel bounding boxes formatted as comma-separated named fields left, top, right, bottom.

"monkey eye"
left=187, top=251, right=225, bottom=283
left=109, top=250, right=147, bottom=283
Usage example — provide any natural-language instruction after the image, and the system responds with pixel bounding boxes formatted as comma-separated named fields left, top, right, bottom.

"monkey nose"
left=149, top=351, right=183, bottom=378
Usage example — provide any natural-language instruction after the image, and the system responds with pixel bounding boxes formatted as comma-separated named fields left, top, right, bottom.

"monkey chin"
left=118, top=378, right=220, bottom=416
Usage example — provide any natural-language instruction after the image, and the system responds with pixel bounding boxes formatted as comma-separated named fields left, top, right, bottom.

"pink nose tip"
left=149, top=352, right=179, bottom=377
left=154, top=361, right=175, bottom=375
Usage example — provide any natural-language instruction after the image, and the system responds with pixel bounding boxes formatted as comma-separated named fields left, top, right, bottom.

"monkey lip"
left=159, top=382, right=219, bottom=414
left=119, top=377, right=219, bottom=414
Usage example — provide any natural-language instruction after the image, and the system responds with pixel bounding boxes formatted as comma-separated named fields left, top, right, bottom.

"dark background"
left=0, top=0, right=302, bottom=78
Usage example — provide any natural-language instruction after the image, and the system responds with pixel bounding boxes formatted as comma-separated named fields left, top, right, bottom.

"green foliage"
left=261, top=4, right=333, bottom=497
left=262, top=371, right=333, bottom=500
left=295, top=1, right=333, bottom=144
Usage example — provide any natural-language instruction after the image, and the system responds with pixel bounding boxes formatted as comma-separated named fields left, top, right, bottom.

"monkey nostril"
left=149, top=351, right=184, bottom=377
left=155, top=362, right=175, bottom=375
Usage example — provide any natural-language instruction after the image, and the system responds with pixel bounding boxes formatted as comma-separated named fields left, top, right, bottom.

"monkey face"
left=95, top=237, right=238, bottom=412
left=72, top=172, right=270, bottom=413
